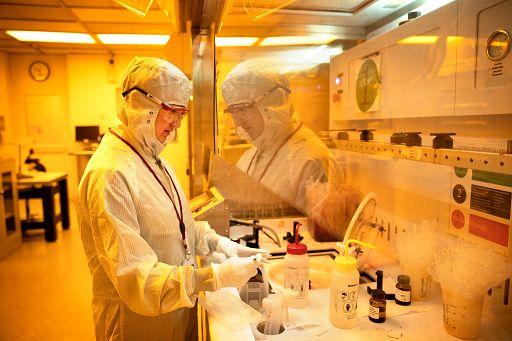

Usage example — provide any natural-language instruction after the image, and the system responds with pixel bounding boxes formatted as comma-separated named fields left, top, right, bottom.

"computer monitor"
left=75, top=125, right=100, bottom=143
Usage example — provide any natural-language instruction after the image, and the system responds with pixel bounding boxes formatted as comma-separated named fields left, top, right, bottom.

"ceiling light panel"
left=244, top=0, right=374, bottom=13
left=6, top=30, right=95, bottom=44
left=215, top=37, right=258, bottom=47
left=260, top=34, right=336, bottom=46
left=97, top=34, right=170, bottom=45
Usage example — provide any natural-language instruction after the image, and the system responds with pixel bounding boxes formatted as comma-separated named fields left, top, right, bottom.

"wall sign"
left=449, top=167, right=512, bottom=251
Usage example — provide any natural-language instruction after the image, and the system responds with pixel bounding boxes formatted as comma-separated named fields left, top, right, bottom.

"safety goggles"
left=223, top=85, right=290, bottom=116
left=122, top=87, right=189, bottom=118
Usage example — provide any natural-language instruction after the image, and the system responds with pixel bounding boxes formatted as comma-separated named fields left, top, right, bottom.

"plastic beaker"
left=400, top=261, right=432, bottom=300
left=441, top=287, right=484, bottom=339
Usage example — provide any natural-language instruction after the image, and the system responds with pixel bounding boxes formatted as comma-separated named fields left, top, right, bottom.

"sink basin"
left=265, top=249, right=376, bottom=290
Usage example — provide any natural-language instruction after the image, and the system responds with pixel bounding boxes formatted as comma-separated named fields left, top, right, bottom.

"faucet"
left=257, top=224, right=281, bottom=248
left=229, top=218, right=281, bottom=248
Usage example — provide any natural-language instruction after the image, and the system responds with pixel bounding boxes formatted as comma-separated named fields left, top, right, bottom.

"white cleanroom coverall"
left=78, top=57, right=264, bottom=341
left=221, top=58, right=345, bottom=215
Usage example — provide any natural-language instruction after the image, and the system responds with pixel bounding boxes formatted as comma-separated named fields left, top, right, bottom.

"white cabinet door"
left=455, top=0, right=512, bottom=116
left=330, top=1, right=457, bottom=122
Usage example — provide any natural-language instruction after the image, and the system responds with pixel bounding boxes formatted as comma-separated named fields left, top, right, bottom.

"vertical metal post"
left=190, top=25, right=217, bottom=198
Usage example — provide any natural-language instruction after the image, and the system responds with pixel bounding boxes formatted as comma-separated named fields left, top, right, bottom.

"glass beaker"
left=441, top=286, right=484, bottom=339
left=400, top=261, right=432, bottom=300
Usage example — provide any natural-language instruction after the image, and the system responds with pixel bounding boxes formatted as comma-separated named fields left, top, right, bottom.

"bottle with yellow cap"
left=329, top=240, right=377, bottom=329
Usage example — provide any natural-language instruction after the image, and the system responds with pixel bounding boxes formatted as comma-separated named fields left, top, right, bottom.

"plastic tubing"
left=343, top=192, right=377, bottom=245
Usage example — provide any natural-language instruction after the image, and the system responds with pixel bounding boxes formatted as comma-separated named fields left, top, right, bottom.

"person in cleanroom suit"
left=221, top=58, right=346, bottom=217
left=77, top=56, right=269, bottom=341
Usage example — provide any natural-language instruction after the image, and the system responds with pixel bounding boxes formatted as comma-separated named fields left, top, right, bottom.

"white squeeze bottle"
left=284, top=223, right=309, bottom=309
left=330, top=240, right=377, bottom=328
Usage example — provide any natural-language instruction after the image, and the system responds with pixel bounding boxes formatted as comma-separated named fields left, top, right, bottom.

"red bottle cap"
left=287, top=242, right=307, bottom=255
left=287, top=223, right=307, bottom=255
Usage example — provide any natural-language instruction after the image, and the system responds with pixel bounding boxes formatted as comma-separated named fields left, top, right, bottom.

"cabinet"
left=455, top=0, right=512, bottom=116
left=0, top=158, right=21, bottom=259
left=330, top=0, right=512, bottom=122
left=330, top=1, right=457, bottom=121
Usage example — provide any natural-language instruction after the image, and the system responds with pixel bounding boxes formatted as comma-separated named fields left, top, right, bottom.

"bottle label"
left=332, top=287, right=358, bottom=319
left=395, top=288, right=411, bottom=303
left=284, top=264, right=309, bottom=299
left=369, top=305, right=380, bottom=319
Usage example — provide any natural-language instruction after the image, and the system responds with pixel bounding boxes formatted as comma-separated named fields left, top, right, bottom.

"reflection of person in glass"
left=221, top=58, right=348, bottom=225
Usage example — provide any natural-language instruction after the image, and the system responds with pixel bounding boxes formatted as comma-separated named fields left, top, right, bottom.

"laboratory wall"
left=0, top=52, right=9, bottom=144
left=0, top=53, right=191, bottom=204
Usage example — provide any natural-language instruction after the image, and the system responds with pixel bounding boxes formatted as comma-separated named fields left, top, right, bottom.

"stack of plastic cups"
left=428, top=238, right=511, bottom=339
left=395, top=220, right=438, bottom=301
left=262, top=294, right=283, bottom=335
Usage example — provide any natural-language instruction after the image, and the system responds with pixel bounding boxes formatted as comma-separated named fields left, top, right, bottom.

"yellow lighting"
left=447, top=36, right=463, bottom=43
left=215, top=37, right=258, bottom=47
left=97, top=34, right=170, bottom=45
left=260, top=35, right=336, bottom=46
left=398, top=36, right=439, bottom=44
left=6, top=30, right=95, bottom=44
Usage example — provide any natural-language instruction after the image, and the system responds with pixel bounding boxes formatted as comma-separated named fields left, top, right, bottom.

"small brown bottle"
left=369, top=289, right=386, bottom=323
left=395, top=275, right=411, bottom=306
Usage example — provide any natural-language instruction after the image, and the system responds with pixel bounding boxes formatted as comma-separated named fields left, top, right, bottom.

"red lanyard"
left=108, top=128, right=187, bottom=248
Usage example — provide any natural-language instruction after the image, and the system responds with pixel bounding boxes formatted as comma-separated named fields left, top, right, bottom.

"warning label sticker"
left=470, top=185, right=511, bottom=220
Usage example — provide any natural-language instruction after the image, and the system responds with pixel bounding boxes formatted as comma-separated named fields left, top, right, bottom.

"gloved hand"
left=211, top=255, right=261, bottom=289
left=211, top=251, right=228, bottom=264
left=216, top=236, right=271, bottom=258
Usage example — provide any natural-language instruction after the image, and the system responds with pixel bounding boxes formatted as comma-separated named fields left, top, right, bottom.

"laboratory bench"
left=17, top=172, right=69, bottom=242
left=202, top=217, right=512, bottom=341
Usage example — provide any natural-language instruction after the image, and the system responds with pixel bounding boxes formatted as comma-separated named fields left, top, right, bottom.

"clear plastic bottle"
left=284, top=224, right=309, bottom=309
left=330, top=240, right=377, bottom=329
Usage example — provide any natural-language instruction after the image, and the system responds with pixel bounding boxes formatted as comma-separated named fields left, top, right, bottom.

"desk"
left=69, top=150, right=94, bottom=181
left=18, top=172, right=69, bottom=242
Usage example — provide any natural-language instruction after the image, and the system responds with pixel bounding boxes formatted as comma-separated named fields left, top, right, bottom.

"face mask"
left=164, top=129, right=177, bottom=144
left=235, top=125, right=253, bottom=144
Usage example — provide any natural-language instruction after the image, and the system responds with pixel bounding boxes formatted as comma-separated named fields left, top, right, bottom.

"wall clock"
left=29, top=60, right=51, bottom=82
